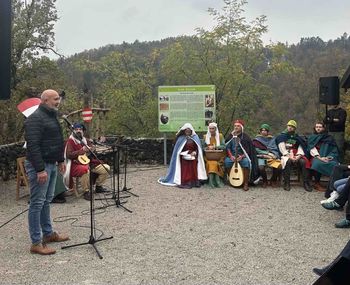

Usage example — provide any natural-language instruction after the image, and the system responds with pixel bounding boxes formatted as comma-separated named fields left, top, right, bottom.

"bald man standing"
left=24, top=89, right=69, bottom=255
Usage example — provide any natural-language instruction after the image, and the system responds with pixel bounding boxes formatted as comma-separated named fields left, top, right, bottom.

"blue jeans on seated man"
left=334, top=177, right=349, bottom=196
left=25, top=160, right=57, bottom=245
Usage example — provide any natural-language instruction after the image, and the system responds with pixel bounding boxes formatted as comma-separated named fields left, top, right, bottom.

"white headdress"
left=176, top=123, right=196, bottom=136
left=205, top=122, right=220, bottom=146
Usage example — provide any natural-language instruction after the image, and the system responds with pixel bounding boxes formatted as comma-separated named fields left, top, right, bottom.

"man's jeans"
left=334, top=178, right=349, bottom=195
left=25, top=160, right=57, bottom=245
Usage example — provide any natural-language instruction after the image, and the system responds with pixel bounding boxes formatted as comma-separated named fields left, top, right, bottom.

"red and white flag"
left=82, top=107, right=93, bottom=122
left=17, top=98, right=41, bottom=117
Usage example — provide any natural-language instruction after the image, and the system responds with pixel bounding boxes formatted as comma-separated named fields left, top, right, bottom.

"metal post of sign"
left=163, top=133, right=167, bottom=165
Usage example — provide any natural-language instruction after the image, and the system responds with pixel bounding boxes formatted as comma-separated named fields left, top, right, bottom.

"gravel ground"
left=0, top=164, right=349, bottom=285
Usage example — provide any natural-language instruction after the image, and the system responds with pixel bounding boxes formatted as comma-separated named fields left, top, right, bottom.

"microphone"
left=61, top=115, right=73, bottom=128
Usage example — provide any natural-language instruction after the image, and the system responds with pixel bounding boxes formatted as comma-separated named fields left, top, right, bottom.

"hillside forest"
left=1, top=0, right=350, bottom=144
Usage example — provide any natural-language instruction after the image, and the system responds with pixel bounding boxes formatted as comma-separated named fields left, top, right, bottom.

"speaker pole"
left=0, top=0, right=11, bottom=100
left=325, top=104, right=329, bottom=131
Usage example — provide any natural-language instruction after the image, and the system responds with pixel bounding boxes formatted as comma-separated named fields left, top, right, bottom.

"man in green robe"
left=307, top=122, right=339, bottom=191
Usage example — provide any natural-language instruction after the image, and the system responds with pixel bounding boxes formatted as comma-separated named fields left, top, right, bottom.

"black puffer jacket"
left=24, top=104, right=64, bottom=172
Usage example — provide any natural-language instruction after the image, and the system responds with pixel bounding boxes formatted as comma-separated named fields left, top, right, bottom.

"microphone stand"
left=121, top=145, right=138, bottom=197
left=60, top=120, right=113, bottom=259
left=97, top=144, right=132, bottom=213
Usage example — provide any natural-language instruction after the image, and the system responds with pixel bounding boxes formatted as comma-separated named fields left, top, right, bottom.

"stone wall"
left=3, top=137, right=350, bottom=181
left=0, top=142, right=27, bottom=181
left=0, top=138, right=174, bottom=181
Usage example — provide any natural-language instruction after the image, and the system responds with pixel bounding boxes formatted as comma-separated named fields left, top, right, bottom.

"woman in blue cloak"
left=158, top=123, right=207, bottom=188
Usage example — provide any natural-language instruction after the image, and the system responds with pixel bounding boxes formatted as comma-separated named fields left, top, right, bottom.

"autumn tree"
left=0, top=0, right=64, bottom=144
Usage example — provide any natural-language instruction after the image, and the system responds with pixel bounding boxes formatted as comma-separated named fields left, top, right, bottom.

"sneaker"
left=83, top=191, right=91, bottom=201
left=335, top=218, right=350, bottom=228
left=322, top=201, right=342, bottom=210
left=43, top=232, right=69, bottom=243
left=321, top=191, right=339, bottom=204
left=30, top=243, right=56, bottom=255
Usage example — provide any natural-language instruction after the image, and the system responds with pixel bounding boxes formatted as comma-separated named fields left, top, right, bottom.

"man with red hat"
left=224, top=119, right=259, bottom=191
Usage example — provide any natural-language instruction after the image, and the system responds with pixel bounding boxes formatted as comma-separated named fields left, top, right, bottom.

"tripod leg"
left=121, top=147, right=139, bottom=197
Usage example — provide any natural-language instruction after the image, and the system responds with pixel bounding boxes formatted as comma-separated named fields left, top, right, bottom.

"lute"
left=77, top=154, right=90, bottom=165
left=229, top=135, right=244, bottom=187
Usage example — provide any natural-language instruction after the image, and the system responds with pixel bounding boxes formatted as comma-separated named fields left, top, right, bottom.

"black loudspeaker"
left=0, top=0, right=12, bottom=100
left=313, top=257, right=350, bottom=285
left=319, top=76, right=339, bottom=105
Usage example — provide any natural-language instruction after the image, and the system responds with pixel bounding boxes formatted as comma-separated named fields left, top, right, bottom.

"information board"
left=158, top=85, right=216, bottom=132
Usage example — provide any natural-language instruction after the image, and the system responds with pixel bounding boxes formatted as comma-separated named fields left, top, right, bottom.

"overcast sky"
left=53, top=0, right=350, bottom=57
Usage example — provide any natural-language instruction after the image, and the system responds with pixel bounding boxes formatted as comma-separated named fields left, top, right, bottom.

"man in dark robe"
left=225, top=119, right=260, bottom=191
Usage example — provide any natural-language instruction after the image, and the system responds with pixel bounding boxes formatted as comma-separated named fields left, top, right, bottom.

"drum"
left=205, top=149, right=224, bottom=161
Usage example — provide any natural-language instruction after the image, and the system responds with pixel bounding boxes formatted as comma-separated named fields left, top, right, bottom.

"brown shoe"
left=30, top=243, right=56, bottom=255
left=243, top=184, right=249, bottom=191
left=314, top=182, right=326, bottom=192
left=43, top=232, right=69, bottom=244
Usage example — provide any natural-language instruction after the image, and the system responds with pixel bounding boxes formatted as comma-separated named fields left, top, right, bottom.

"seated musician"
left=63, top=122, right=110, bottom=200
left=307, top=122, right=339, bottom=192
left=275, top=120, right=312, bottom=192
left=224, top=119, right=259, bottom=191
left=252, top=123, right=281, bottom=188
left=203, top=122, right=225, bottom=188
left=158, top=123, right=207, bottom=188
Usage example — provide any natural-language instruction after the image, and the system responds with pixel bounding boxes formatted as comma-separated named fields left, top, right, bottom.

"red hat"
left=234, top=119, right=244, bottom=127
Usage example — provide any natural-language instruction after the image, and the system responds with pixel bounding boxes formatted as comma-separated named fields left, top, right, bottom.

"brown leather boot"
left=30, top=243, right=56, bottom=255
left=43, top=232, right=70, bottom=244
left=243, top=168, right=249, bottom=191
left=314, top=182, right=326, bottom=192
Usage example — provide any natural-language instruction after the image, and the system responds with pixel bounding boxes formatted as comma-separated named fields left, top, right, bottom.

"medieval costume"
left=308, top=132, right=339, bottom=176
left=224, top=119, right=260, bottom=191
left=275, top=120, right=312, bottom=192
left=158, top=123, right=207, bottom=188
left=63, top=123, right=110, bottom=200
left=252, top=123, right=281, bottom=187
left=307, top=123, right=339, bottom=192
left=203, top=122, right=226, bottom=188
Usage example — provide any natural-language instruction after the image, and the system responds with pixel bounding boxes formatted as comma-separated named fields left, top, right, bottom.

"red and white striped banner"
left=82, top=107, right=93, bottom=122
left=17, top=98, right=41, bottom=117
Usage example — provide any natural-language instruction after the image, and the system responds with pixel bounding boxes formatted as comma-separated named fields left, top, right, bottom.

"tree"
left=161, top=0, right=270, bottom=135
left=11, top=0, right=60, bottom=89
left=0, top=0, right=62, bottom=144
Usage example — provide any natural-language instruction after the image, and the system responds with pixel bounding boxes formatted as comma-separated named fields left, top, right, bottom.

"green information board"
left=158, top=85, right=216, bottom=132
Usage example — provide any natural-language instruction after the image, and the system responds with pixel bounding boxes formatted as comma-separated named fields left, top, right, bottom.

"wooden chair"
left=16, top=157, right=29, bottom=200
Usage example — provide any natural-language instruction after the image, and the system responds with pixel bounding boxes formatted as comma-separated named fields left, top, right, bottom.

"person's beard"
left=74, top=132, right=83, bottom=140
